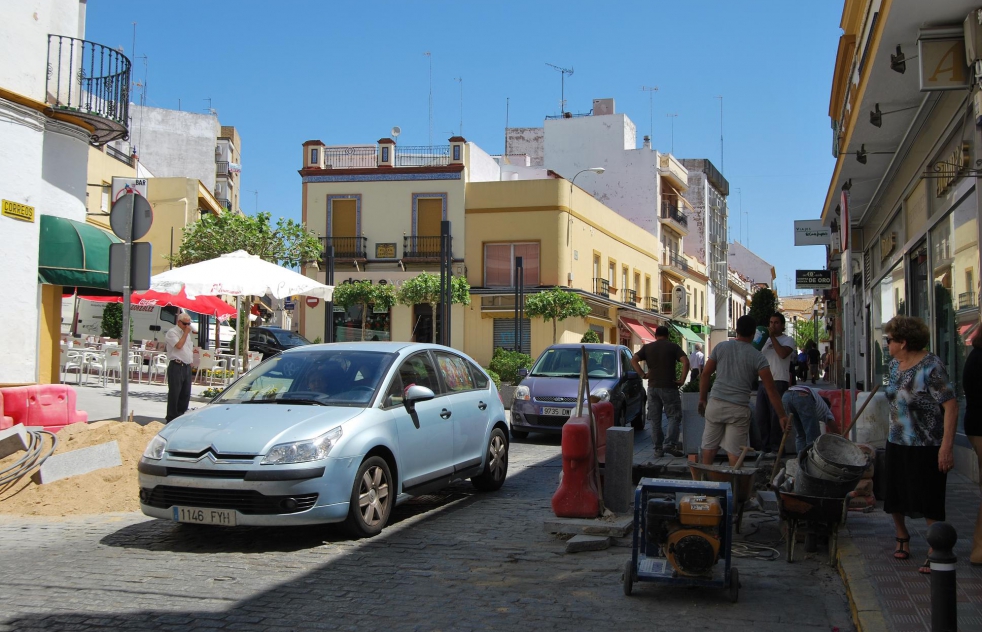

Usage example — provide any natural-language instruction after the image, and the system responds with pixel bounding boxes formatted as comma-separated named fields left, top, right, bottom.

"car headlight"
left=514, top=385, right=530, bottom=401
left=143, top=435, right=167, bottom=460
left=262, top=427, right=343, bottom=465
left=590, top=387, right=611, bottom=402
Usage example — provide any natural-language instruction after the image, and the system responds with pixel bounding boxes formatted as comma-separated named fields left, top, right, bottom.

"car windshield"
left=214, top=349, right=395, bottom=407
left=530, top=348, right=617, bottom=378
left=271, top=330, right=311, bottom=346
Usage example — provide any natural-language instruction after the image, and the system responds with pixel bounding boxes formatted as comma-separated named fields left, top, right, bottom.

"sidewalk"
left=67, top=377, right=214, bottom=424
left=837, top=473, right=982, bottom=632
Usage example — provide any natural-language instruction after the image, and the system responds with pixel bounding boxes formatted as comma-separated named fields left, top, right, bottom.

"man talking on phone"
left=165, top=313, right=194, bottom=421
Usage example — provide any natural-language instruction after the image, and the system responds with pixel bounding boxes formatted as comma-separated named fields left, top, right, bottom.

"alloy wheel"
left=488, top=434, right=507, bottom=482
left=358, top=465, right=389, bottom=526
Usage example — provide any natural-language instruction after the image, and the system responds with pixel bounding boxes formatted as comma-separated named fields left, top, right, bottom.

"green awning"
left=673, top=324, right=705, bottom=347
left=38, top=215, right=121, bottom=289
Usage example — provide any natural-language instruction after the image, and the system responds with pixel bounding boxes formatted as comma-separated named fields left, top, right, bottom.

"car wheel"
left=631, top=400, right=646, bottom=432
left=342, top=456, right=393, bottom=538
left=472, top=427, right=508, bottom=491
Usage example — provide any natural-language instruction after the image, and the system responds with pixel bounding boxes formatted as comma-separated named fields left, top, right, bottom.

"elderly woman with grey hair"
left=882, top=315, right=957, bottom=574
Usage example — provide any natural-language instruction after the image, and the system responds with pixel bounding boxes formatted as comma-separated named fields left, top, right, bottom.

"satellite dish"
left=391, top=126, right=401, bottom=139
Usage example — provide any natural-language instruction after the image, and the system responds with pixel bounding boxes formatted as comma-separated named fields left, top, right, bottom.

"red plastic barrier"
left=0, top=394, right=12, bottom=430
left=551, top=418, right=600, bottom=518
left=0, top=385, right=88, bottom=433
left=593, top=401, right=615, bottom=465
left=817, top=389, right=851, bottom=435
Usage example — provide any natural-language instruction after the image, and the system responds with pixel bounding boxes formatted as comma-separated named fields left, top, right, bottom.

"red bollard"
left=551, top=418, right=600, bottom=518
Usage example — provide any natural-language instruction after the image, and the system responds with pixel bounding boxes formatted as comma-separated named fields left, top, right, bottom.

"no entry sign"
left=305, top=296, right=320, bottom=307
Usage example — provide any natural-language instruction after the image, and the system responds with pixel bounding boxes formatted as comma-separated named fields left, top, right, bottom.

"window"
left=593, top=253, right=600, bottom=281
left=872, top=260, right=905, bottom=386
left=645, top=275, right=652, bottom=302
left=453, top=144, right=461, bottom=161
left=310, top=148, right=319, bottom=165
left=608, top=260, right=616, bottom=286
left=435, top=352, right=476, bottom=392
left=484, top=243, right=539, bottom=287
left=634, top=272, right=641, bottom=295
left=329, top=198, right=358, bottom=238
left=493, top=317, right=530, bottom=354
left=416, top=197, right=444, bottom=236
left=700, top=290, right=705, bottom=322
left=100, top=183, right=110, bottom=212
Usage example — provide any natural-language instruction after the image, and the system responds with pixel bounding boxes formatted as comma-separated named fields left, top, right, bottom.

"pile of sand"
left=0, top=420, right=165, bottom=517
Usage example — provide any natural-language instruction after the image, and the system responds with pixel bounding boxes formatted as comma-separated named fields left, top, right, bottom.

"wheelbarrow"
left=687, top=462, right=757, bottom=534
left=777, top=491, right=848, bottom=566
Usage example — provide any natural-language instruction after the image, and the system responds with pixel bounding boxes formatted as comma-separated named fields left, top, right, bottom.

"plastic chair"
left=149, top=353, right=169, bottom=384
left=93, top=349, right=123, bottom=386
left=196, top=351, right=227, bottom=386
left=63, top=350, right=85, bottom=384
left=128, top=352, right=147, bottom=384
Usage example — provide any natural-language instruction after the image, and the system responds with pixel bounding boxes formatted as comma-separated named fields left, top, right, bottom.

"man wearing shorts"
left=698, top=315, right=789, bottom=466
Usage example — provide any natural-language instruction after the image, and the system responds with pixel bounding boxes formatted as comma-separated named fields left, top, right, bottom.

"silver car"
left=138, top=342, right=509, bottom=537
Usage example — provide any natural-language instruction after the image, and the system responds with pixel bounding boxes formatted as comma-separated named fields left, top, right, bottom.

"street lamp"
left=568, top=168, right=605, bottom=287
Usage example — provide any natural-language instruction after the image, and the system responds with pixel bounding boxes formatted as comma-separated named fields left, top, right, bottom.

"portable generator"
left=624, top=478, right=738, bottom=601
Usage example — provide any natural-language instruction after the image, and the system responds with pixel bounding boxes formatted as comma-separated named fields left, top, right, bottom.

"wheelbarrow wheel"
left=786, top=520, right=796, bottom=563
left=623, top=559, right=634, bottom=596
left=727, top=567, right=739, bottom=603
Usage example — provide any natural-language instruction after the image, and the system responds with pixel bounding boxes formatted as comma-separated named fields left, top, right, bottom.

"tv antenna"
left=641, top=86, right=658, bottom=140
left=391, top=126, right=401, bottom=140
left=546, top=63, right=573, bottom=114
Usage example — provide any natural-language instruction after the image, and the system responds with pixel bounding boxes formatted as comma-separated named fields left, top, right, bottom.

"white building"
left=0, top=0, right=130, bottom=384
left=682, top=159, right=729, bottom=346
left=728, top=240, right=777, bottom=289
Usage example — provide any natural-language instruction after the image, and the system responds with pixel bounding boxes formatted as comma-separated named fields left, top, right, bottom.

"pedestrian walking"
left=698, top=315, right=789, bottom=466
left=781, top=385, right=834, bottom=452
left=754, top=312, right=795, bottom=453
left=689, top=344, right=705, bottom=384
left=881, top=315, right=957, bottom=573
left=963, top=325, right=982, bottom=565
left=807, top=341, right=821, bottom=383
left=165, top=313, right=194, bottom=422
left=632, top=326, right=689, bottom=458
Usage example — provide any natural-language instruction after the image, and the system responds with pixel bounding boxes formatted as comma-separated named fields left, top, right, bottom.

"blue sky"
left=85, top=1, right=843, bottom=295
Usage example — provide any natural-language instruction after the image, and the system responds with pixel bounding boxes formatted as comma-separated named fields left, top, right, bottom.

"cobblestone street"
left=0, top=434, right=854, bottom=632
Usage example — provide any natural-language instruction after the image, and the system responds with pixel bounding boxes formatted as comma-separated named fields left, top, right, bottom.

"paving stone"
left=603, top=427, right=633, bottom=514
left=33, top=440, right=121, bottom=484
left=0, top=424, right=29, bottom=459
left=542, top=515, right=633, bottom=537
left=565, top=535, right=610, bottom=553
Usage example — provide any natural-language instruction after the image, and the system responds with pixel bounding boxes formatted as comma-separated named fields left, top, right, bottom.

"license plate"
left=172, top=506, right=237, bottom=526
left=542, top=407, right=572, bottom=416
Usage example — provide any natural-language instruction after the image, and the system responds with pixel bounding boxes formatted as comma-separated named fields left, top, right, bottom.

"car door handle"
left=478, top=401, right=487, bottom=410
left=440, top=409, right=452, bottom=419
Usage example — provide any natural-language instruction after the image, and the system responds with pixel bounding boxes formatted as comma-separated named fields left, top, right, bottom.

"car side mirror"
left=625, top=370, right=639, bottom=380
left=403, top=385, right=435, bottom=410
left=517, top=368, right=529, bottom=378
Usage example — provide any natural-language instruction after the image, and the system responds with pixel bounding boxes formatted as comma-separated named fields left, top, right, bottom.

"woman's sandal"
left=894, top=537, right=910, bottom=560
left=918, top=558, right=931, bottom=574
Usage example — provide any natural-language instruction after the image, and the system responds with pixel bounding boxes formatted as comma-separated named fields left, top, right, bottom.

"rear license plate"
left=172, top=506, right=237, bottom=526
left=542, top=407, right=572, bottom=416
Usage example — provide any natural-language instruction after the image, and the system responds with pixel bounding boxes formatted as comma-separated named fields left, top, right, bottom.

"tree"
left=170, top=211, right=322, bottom=369
left=748, top=287, right=778, bottom=329
left=524, top=287, right=592, bottom=344
left=580, top=330, right=601, bottom=343
left=333, top=281, right=396, bottom=341
left=791, top=317, right=829, bottom=351
left=101, top=302, right=123, bottom=339
left=396, top=272, right=471, bottom=343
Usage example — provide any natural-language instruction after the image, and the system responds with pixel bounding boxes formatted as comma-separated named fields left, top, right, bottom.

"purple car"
left=509, top=343, right=646, bottom=439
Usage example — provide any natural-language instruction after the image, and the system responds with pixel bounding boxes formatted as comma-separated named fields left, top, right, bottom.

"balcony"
left=959, top=291, right=978, bottom=310
left=46, top=35, right=130, bottom=145
left=324, top=145, right=377, bottom=169
left=621, top=288, right=638, bottom=304
left=216, top=198, right=231, bottom=211
left=658, top=153, right=688, bottom=191
left=403, top=235, right=443, bottom=260
left=645, top=296, right=657, bottom=312
left=593, top=278, right=610, bottom=297
left=660, top=250, right=689, bottom=277
left=660, top=292, right=674, bottom=315
left=105, top=144, right=134, bottom=167
left=659, top=201, right=689, bottom=236
left=216, top=161, right=229, bottom=175
left=317, top=145, right=452, bottom=169
left=322, top=236, right=368, bottom=261
left=395, top=145, right=450, bottom=167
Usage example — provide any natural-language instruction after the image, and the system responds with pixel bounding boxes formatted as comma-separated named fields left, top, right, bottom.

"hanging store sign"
left=918, top=28, right=970, bottom=92
left=2, top=199, right=34, bottom=222
left=795, top=269, right=833, bottom=290
left=933, top=142, right=970, bottom=197
left=794, top=220, right=831, bottom=246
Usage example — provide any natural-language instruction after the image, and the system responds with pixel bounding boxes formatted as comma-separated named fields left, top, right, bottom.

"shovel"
left=769, top=415, right=794, bottom=484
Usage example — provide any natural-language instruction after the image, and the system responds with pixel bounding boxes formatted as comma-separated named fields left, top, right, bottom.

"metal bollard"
left=926, top=522, right=958, bottom=632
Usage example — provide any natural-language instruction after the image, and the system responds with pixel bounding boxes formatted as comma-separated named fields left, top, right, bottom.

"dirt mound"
left=0, top=420, right=164, bottom=517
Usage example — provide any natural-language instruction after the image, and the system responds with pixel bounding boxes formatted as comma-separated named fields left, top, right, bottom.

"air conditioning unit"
left=592, top=98, right=615, bottom=115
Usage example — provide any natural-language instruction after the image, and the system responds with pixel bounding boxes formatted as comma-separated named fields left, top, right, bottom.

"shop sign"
left=2, top=199, right=34, bottom=222
left=934, top=142, right=970, bottom=197
left=111, top=176, right=148, bottom=202
left=795, top=269, right=833, bottom=289
left=918, top=28, right=969, bottom=92
left=375, top=242, right=397, bottom=258
left=671, top=285, right=687, bottom=318
left=793, top=220, right=831, bottom=246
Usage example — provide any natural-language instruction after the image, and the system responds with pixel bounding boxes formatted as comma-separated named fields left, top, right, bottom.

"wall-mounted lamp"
left=890, top=45, right=913, bottom=74
left=841, top=179, right=852, bottom=192
left=855, top=144, right=895, bottom=164
left=869, top=103, right=919, bottom=128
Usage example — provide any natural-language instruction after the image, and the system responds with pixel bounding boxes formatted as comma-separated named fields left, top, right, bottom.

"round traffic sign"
left=110, top=193, right=153, bottom=240
left=305, top=296, right=320, bottom=308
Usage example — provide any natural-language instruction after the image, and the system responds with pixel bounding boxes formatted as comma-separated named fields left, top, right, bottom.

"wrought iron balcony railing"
left=395, top=145, right=450, bottom=167
left=324, top=146, right=377, bottom=168
left=105, top=144, right=134, bottom=167
left=403, top=235, right=443, bottom=258
left=216, top=161, right=229, bottom=175
left=959, top=291, right=978, bottom=310
left=663, top=250, right=689, bottom=273
left=322, top=236, right=368, bottom=260
left=622, top=288, right=638, bottom=304
left=645, top=296, right=658, bottom=312
left=594, top=278, right=610, bottom=297
left=660, top=201, right=689, bottom=229
left=216, top=198, right=231, bottom=211
left=46, top=35, right=130, bottom=145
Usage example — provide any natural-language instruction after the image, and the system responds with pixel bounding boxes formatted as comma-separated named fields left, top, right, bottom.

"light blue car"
left=138, top=342, right=508, bottom=538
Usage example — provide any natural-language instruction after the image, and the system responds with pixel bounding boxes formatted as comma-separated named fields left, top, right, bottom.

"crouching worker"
left=698, top=315, right=790, bottom=466
left=782, top=385, right=835, bottom=453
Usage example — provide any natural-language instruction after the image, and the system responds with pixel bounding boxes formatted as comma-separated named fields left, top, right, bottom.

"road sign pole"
left=120, top=193, right=134, bottom=422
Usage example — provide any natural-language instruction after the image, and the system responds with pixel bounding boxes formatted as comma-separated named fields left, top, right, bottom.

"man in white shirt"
left=689, top=344, right=705, bottom=384
left=754, top=312, right=795, bottom=453
left=165, top=313, right=194, bottom=422
left=782, top=385, right=835, bottom=452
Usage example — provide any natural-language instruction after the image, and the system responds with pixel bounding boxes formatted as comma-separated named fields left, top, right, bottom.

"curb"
left=836, top=535, right=889, bottom=632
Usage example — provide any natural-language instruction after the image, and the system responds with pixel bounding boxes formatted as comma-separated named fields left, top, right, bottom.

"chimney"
left=642, top=135, right=651, bottom=150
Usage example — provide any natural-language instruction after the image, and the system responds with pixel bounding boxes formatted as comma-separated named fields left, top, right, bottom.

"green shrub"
left=101, top=302, right=123, bottom=339
left=580, top=330, right=601, bottom=343
left=484, top=368, right=502, bottom=390
left=201, top=386, right=225, bottom=399
left=312, top=336, right=323, bottom=344
left=681, top=373, right=715, bottom=393
left=489, top=347, right=533, bottom=384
